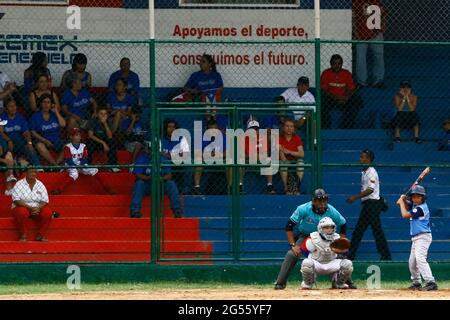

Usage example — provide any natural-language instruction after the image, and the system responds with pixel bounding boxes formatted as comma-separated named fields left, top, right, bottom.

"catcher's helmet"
left=410, top=185, right=426, bottom=198
left=313, top=188, right=328, bottom=200
left=317, top=217, right=336, bottom=241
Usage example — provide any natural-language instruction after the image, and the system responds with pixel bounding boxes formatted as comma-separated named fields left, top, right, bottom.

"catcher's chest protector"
left=309, top=232, right=340, bottom=263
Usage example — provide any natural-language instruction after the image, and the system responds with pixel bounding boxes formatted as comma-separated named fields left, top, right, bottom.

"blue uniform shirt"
left=290, top=201, right=346, bottom=235
left=108, top=70, right=140, bottom=96
left=1, top=112, right=29, bottom=141
left=185, top=71, right=223, bottom=96
left=61, top=88, right=92, bottom=119
left=30, top=111, right=61, bottom=144
left=107, top=93, right=136, bottom=111
left=409, top=202, right=431, bottom=236
left=132, top=153, right=171, bottom=176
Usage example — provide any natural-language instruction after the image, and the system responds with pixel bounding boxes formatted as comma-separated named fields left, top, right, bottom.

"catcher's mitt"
left=330, top=238, right=351, bottom=254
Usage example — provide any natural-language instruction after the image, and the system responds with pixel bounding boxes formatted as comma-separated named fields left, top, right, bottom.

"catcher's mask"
left=318, top=217, right=336, bottom=241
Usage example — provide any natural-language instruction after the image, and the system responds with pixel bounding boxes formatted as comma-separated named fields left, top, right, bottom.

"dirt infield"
left=1, top=288, right=449, bottom=300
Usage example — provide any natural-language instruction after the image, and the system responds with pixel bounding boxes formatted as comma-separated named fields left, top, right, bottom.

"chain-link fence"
left=0, top=0, right=449, bottom=264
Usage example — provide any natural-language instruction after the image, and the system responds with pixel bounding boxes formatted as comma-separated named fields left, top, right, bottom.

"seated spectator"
left=183, top=54, right=223, bottom=121
left=87, top=107, right=120, bottom=173
left=30, top=93, right=66, bottom=167
left=23, top=52, right=52, bottom=95
left=119, top=110, right=147, bottom=163
left=129, top=150, right=183, bottom=218
left=391, top=80, right=421, bottom=143
left=278, top=119, right=305, bottom=195
left=192, top=119, right=231, bottom=195
left=11, top=166, right=53, bottom=241
left=277, top=76, right=316, bottom=129
left=29, top=74, right=60, bottom=114
left=244, top=119, right=271, bottom=194
left=161, top=119, right=191, bottom=194
left=438, top=119, right=450, bottom=151
left=51, top=128, right=100, bottom=195
left=320, top=54, right=363, bottom=129
left=0, top=122, right=17, bottom=196
left=107, top=78, right=136, bottom=132
left=0, top=97, right=40, bottom=166
left=0, top=71, right=17, bottom=113
left=108, top=57, right=141, bottom=99
left=61, top=77, right=98, bottom=134
left=60, top=53, right=92, bottom=91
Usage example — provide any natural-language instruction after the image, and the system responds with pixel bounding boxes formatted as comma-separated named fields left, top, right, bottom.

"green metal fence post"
left=150, top=39, right=158, bottom=264
left=232, top=105, right=241, bottom=262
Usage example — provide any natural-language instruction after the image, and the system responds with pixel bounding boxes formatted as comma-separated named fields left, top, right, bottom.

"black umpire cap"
left=313, top=188, right=328, bottom=200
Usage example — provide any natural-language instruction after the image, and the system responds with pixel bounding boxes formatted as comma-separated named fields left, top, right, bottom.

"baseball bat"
left=405, top=166, right=431, bottom=196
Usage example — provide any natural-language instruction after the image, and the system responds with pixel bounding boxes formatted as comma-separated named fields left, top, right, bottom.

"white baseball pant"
left=68, top=167, right=99, bottom=181
left=305, top=258, right=343, bottom=275
left=409, top=232, right=435, bottom=283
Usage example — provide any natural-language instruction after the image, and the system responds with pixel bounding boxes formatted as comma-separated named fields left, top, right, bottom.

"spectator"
left=129, top=150, right=183, bottom=218
left=29, top=74, right=60, bottom=114
left=106, top=78, right=136, bottom=132
left=438, top=119, right=450, bottom=151
left=119, top=110, right=147, bottom=164
left=184, top=54, right=223, bottom=121
left=161, top=119, right=191, bottom=194
left=279, top=119, right=305, bottom=195
left=30, top=93, right=66, bottom=167
left=320, top=54, right=363, bottom=129
left=60, top=53, right=92, bottom=91
left=23, top=52, right=52, bottom=94
left=353, top=0, right=386, bottom=88
left=86, top=107, right=120, bottom=173
left=0, top=121, right=17, bottom=196
left=61, top=77, right=98, bottom=134
left=0, top=71, right=17, bottom=113
left=391, top=80, right=421, bottom=143
left=346, top=149, right=391, bottom=261
left=192, top=119, right=231, bottom=195
left=51, top=128, right=100, bottom=195
left=277, top=76, right=315, bottom=129
left=108, top=57, right=140, bottom=99
left=244, top=119, right=270, bottom=194
left=11, top=166, right=53, bottom=241
left=0, top=97, right=40, bottom=167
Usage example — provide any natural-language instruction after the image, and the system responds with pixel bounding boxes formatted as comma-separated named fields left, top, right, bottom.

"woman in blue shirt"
left=23, top=52, right=52, bottom=95
left=30, top=93, right=66, bottom=166
left=61, top=77, right=98, bottom=134
left=107, top=78, right=136, bottom=132
left=60, top=53, right=92, bottom=91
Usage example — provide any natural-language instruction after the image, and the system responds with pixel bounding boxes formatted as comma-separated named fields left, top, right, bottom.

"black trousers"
left=348, top=199, right=391, bottom=261
left=321, top=94, right=363, bottom=129
left=87, top=138, right=118, bottom=165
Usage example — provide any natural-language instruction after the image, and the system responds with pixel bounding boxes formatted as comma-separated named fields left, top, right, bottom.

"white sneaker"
left=334, top=283, right=349, bottom=289
left=301, top=281, right=313, bottom=290
left=6, top=175, right=17, bottom=183
left=110, top=167, right=121, bottom=173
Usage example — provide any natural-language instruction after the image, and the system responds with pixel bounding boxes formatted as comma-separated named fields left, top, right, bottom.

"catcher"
left=300, top=217, right=353, bottom=289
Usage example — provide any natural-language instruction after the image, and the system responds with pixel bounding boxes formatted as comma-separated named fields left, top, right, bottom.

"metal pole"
left=149, top=0, right=155, bottom=40
left=314, top=0, right=323, bottom=189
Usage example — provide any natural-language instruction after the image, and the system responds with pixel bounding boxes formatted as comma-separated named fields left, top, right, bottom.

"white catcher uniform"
left=64, top=143, right=98, bottom=180
left=300, top=217, right=353, bottom=289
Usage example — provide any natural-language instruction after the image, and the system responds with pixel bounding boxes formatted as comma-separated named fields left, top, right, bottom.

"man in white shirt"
left=346, top=149, right=391, bottom=260
left=0, top=71, right=17, bottom=112
left=11, top=166, right=53, bottom=241
left=277, top=76, right=316, bottom=129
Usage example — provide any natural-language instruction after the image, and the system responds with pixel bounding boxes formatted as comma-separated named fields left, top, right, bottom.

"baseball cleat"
left=274, top=283, right=286, bottom=290
left=408, top=283, right=422, bottom=290
left=419, top=282, right=438, bottom=291
left=301, top=281, right=313, bottom=290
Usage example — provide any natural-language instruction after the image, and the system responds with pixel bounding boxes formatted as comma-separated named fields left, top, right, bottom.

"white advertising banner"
left=0, top=7, right=351, bottom=88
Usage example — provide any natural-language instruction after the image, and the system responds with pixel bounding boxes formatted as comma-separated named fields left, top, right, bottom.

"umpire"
left=346, top=149, right=391, bottom=260
left=274, top=188, right=352, bottom=289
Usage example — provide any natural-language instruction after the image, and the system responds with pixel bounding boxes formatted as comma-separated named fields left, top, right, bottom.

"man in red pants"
left=11, top=166, right=53, bottom=241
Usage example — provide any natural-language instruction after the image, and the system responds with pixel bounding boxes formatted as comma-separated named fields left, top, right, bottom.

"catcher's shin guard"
left=301, top=258, right=316, bottom=287
left=336, top=259, right=353, bottom=287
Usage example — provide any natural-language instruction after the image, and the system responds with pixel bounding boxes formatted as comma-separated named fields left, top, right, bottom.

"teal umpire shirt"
left=290, top=201, right=347, bottom=235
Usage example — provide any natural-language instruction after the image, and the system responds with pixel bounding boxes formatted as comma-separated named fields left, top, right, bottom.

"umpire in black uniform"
left=346, top=149, right=391, bottom=260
